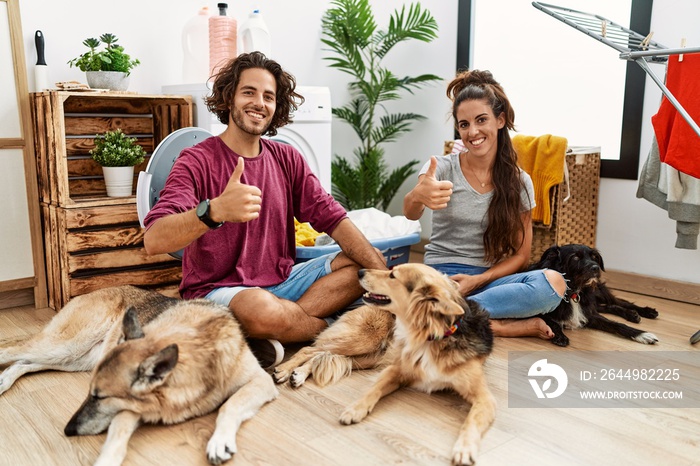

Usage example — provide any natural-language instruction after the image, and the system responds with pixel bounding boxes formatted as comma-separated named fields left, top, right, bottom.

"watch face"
left=196, top=200, right=209, bottom=217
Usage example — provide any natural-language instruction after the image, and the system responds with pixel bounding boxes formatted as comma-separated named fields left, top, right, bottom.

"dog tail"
left=310, top=352, right=353, bottom=387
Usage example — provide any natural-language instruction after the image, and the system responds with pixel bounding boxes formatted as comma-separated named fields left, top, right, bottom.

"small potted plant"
left=90, top=129, right=146, bottom=197
left=68, top=33, right=140, bottom=91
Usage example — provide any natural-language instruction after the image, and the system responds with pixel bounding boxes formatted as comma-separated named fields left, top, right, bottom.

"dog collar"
left=568, top=291, right=580, bottom=303
left=429, top=317, right=461, bottom=341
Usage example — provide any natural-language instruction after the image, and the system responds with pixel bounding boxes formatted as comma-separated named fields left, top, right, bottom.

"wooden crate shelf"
left=42, top=202, right=182, bottom=310
left=30, top=91, right=192, bottom=206
left=30, top=92, right=192, bottom=309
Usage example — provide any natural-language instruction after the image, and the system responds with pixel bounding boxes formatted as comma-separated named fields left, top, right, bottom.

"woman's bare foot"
left=490, top=317, right=554, bottom=340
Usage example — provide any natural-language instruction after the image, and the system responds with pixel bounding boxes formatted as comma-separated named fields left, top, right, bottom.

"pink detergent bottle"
left=209, top=3, right=237, bottom=78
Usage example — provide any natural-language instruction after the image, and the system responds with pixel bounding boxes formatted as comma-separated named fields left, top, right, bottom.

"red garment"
left=651, top=54, right=700, bottom=179
left=144, top=136, right=347, bottom=299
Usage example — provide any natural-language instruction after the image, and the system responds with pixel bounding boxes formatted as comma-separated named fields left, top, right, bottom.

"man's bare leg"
left=296, top=252, right=366, bottom=318
left=228, top=251, right=383, bottom=343
left=228, top=290, right=325, bottom=343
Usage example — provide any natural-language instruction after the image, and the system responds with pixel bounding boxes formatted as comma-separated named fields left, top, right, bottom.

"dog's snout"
left=358, top=269, right=366, bottom=279
left=64, top=418, right=78, bottom=437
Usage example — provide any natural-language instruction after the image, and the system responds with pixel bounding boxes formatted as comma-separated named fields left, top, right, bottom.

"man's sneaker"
left=247, top=338, right=284, bottom=369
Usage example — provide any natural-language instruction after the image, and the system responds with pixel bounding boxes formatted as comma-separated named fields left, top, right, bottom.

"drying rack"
left=533, top=2, right=700, bottom=139
left=534, top=2, right=700, bottom=346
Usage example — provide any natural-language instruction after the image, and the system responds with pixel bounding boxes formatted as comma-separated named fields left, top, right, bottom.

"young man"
left=143, top=53, right=386, bottom=365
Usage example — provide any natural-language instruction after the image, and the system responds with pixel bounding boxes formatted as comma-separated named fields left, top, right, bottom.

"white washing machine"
left=267, top=86, right=332, bottom=192
left=161, top=83, right=332, bottom=192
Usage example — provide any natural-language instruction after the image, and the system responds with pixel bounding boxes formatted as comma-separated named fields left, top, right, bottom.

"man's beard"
left=231, top=106, right=271, bottom=136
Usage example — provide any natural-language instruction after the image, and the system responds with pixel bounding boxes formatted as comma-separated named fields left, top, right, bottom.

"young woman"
left=403, top=70, right=565, bottom=339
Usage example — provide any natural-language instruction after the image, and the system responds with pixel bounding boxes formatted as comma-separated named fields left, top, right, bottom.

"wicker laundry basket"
left=443, top=141, right=600, bottom=262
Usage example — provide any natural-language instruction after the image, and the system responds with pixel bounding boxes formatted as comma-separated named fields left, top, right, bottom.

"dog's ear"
left=538, top=246, right=561, bottom=269
left=122, top=307, right=144, bottom=341
left=416, top=285, right=465, bottom=317
left=411, top=284, right=456, bottom=312
left=440, top=299, right=465, bottom=317
left=134, top=344, right=179, bottom=392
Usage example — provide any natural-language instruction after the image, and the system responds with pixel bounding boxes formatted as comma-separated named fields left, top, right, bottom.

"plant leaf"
left=320, top=0, right=376, bottom=78
left=376, top=3, right=438, bottom=59
left=324, top=0, right=439, bottom=210
left=372, top=112, right=426, bottom=146
left=395, top=74, right=443, bottom=94
left=332, top=99, right=369, bottom=141
left=378, top=161, right=420, bottom=211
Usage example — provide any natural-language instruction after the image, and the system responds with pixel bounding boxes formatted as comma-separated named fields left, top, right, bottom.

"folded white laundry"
left=315, top=208, right=421, bottom=246
left=347, top=208, right=421, bottom=239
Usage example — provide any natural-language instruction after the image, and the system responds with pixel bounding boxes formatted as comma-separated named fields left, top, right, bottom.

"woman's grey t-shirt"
left=421, top=153, right=535, bottom=268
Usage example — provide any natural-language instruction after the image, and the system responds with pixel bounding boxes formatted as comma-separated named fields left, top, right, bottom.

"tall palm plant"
left=321, top=0, right=441, bottom=211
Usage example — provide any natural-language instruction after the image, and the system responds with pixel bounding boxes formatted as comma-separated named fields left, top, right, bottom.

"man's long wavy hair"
left=446, top=69, right=529, bottom=264
left=205, top=52, right=304, bottom=136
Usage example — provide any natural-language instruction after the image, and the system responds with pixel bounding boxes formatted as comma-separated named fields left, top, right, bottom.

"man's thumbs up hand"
left=209, top=158, right=263, bottom=224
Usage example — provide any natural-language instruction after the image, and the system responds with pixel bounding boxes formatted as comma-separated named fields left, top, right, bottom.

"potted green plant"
left=68, top=33, right=140, bottom=91
left=321, top=0, right=441, bottom=211
left=90, top=129, right=146, bottom=197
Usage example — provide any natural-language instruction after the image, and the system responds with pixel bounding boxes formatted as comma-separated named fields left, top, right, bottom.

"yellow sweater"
left=513, top=134, right=567, bottom=226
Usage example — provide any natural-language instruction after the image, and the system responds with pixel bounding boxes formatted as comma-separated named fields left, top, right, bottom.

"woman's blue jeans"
left=428, top=263, right=564, bottom=319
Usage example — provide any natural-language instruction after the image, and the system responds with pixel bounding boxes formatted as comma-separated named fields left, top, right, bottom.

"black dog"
left=530, top=244, right=659, bottom=347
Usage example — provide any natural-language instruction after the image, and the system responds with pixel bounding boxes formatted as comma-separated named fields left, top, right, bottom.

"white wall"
left=18, top=0, right=699, bottom=284
left=472, top=0, right=631, bottom=161
left=1, top=0, right=34, bottom=282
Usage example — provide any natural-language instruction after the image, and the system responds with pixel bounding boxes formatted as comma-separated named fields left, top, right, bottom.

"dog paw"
left=206, top=431, right=237, bottom=465
left=271, top=367, right=290, bottom=384
left=451, top=442, right=478, bottom=465
left=290, top=368, right=310, bottom=388
left=638, top=307, right=659, bottom=319
left=0, top=375, right=13, bottom=396
left=634, top=332, right=658, bottom=344
left=626, top=311, right=642, bottom=323
left=339, top=404, right=370, bottom=425
left=551, top=334, right=569, bottom=347
left=93, top=453, right=125, bottom=466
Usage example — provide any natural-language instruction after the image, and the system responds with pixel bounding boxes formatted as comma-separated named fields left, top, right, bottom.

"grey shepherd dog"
left=0, top=285, right=278, bottom=466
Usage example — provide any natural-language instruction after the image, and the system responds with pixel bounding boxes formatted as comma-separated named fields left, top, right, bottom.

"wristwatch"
left=196, top=199, right=223, bottom=229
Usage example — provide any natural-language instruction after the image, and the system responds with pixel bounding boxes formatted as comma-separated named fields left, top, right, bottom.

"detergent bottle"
left=181, top=6, right=211, bottom=83
left=240, top=9, right=271, bottom=57
left=209, top=3, right=238, bottom=78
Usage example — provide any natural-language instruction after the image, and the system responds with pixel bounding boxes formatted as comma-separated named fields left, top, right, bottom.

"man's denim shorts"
left=206, top=251, right=339, bottom=307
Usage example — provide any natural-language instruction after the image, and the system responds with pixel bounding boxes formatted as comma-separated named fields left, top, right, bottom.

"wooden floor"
left=1, top=285, right=699, bottom=465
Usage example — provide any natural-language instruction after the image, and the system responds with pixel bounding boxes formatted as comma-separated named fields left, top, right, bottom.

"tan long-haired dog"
left=0, top=286, right=278, bottom=466
left=276, top=263, right=496, bottom=465
left=273, top=303, right=395, bottom=388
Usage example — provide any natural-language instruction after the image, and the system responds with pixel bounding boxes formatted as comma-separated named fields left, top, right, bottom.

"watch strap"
left=197, top=200, right=223, bottom=229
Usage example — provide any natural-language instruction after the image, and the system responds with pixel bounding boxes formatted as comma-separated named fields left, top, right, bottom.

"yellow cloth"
left=513, top=134, right=567, bottom=226
left=294, top=218, right=321, bottom=246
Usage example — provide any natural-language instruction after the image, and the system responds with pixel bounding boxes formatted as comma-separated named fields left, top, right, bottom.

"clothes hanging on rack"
left=651, top=54, right=700, bottom=179
left=513, top=134, right=567, bottom=226
left=636, top=137, right=700, bottom=249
